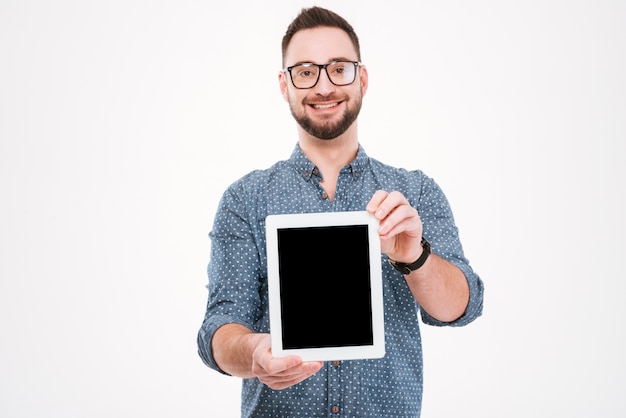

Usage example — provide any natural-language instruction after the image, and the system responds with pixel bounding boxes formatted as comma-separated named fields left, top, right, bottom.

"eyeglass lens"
left=290, top=62, right=357, bottom=88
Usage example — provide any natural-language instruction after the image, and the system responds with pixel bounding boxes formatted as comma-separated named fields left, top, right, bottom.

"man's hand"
left=366, top=190, right=470, bottom=322
left=251, top=334, right=323, bottom=390
left=366, top=190, right=423, bottom=263
left=212, top=324, right=323, bottom=390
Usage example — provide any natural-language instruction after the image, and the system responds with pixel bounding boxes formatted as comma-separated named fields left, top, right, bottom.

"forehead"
left=284, top=26, right=358, bottom=65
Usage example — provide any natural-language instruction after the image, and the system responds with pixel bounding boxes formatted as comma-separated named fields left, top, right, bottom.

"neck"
left=297, top=123, right=359, bottom=172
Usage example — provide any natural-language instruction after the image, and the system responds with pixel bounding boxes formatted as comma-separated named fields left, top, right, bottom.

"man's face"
left=280, top=27, right=368, bottom=140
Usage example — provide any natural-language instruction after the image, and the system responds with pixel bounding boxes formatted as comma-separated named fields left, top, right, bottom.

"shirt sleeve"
left=197, top=182, right=266, bottom=374
left=412, top=173, right=484, bottom=327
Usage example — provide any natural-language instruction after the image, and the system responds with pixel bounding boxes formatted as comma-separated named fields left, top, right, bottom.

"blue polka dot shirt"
left=198, top=144, right=484, bottom=417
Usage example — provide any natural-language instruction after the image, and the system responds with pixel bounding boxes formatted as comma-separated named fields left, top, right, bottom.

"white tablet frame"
left=265, top=211, right=385, bottom=362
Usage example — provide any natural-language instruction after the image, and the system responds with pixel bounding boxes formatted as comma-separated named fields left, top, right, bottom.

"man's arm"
left=212, top=323, right=323, bottom=390
left=367, top=190, right=470, bottom=322
left=403, top=253, right=469, bottom=322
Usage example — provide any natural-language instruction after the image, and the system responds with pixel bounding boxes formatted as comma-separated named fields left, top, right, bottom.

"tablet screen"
left=277, top=224, right=373, bottom=349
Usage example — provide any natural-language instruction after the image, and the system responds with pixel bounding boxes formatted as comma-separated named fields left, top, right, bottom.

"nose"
left=313, top=68, right=336, bottom=95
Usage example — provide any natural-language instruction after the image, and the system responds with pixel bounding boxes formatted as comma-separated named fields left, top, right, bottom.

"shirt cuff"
left=197, top=315, right=254, bottom=375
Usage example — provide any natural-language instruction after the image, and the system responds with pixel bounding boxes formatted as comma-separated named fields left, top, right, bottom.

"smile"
left=311, top=102, right=341, bottom=110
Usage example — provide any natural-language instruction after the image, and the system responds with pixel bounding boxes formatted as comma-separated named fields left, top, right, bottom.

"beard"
left=288, top=93, right=363, bottom=140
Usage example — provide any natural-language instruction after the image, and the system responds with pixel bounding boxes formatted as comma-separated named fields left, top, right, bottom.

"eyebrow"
left=291, top=57, right=356, bottom=66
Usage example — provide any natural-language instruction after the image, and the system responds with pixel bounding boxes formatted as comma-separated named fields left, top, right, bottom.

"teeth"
left=313, top=103, right=338, bottom=109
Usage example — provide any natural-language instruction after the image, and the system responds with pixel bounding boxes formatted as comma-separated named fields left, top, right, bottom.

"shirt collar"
left=289, top=143, right=369, bottom=182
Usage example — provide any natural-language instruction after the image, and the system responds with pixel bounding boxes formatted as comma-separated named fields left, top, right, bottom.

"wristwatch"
left=388, top=237, right=431, bottom=274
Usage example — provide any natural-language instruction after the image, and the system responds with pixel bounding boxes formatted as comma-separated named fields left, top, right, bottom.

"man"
left=198, top=6, right=484, bottom=417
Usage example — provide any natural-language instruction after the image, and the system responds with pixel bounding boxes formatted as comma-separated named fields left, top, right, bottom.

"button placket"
left=328, top=359, right=343, bottom=417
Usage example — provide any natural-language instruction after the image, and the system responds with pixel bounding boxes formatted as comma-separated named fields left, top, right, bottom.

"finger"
left=366, top=190, right=389, bottom=214
left=378, top=203, right=420, bottom=237
left=264, top=361, right=323, bottom=383
left=370, top=191, right=408, bottom=221
left=261, top=361, right=324, bottom=390
left=257, top=361, right=321, bottom=389
left=254, top=353, right=303, bottom=377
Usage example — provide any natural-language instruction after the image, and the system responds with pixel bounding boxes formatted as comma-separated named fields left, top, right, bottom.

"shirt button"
left=354, top=171, right=359, bottom=178
left=312, top=168, right=319, bottom=175
left=333, top=360, right=341, bottom=367
left=321, top=192, right=328, bottom=200
left=331, top=405, right=340, bottom=414
left=304, top=172, right=310, bottom=178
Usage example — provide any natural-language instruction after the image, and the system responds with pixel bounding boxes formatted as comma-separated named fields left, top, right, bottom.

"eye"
left=329, top=62, right=349, bottom=76
left=293, top=65, right=318, bottom=79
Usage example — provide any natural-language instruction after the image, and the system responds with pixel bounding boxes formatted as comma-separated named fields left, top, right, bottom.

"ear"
left=278, top=71, right=289, bottom=102
left=359, top=65, right=369, bottom=96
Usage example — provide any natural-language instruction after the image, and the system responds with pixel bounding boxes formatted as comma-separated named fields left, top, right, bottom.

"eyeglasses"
left=283, top=60, right=362, bottom=89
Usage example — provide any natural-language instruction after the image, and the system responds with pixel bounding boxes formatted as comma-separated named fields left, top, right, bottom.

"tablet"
left=266, top=211, right=385, bottom=362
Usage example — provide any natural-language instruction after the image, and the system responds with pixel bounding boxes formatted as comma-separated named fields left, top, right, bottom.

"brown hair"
left=281, top=6, right=361, bottom=66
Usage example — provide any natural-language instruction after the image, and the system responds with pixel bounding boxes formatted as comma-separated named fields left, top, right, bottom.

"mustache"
left=303, top=94, right=347, bottom=104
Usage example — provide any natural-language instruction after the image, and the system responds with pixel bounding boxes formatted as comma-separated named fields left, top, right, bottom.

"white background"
left=1, top=1, right=624, bottom=417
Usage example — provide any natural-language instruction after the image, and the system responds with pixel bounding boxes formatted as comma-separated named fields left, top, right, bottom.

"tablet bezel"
left=265, top=211, right=385, bottom=362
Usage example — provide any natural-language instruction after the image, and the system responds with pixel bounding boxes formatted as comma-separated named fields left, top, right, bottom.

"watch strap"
left=388, top=237, right=431, bottom=274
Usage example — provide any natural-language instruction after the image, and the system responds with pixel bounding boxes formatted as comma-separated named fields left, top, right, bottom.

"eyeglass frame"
left=282, top=60, right=362, bottom=89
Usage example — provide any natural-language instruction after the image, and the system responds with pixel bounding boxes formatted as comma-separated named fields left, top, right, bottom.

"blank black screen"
left=277, top=224, right=374, bottom=349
